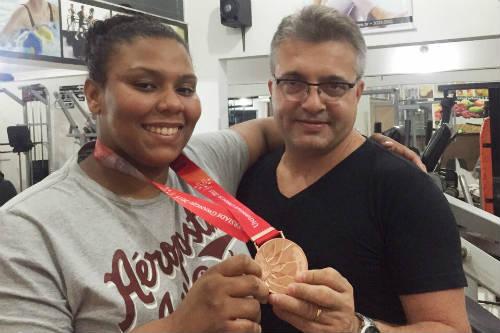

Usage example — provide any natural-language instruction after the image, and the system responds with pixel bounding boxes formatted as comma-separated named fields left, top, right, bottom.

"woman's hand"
left=370, top=133, right=427, bottom=172
left=133, top=254, right=269, bottom=333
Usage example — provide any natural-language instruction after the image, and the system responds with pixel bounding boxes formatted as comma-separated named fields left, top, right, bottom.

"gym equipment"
left=447, top=195, right=500, bottom=332
left=54, top=91, right=96, bottom=146
left=0, top=84, right=53, bottom=188
left=6, top=125, right=33, bottom=191
left=421, top=95, right=454, bottom=172
left=439, top=82, right=500, bottom=217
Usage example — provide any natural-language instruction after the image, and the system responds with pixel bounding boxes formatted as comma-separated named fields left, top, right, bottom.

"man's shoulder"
left=358, top=139, right=442, bottom=197
left=365, top=139, right=424, bottom=176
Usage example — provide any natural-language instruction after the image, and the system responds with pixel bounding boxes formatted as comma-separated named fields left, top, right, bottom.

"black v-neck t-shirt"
left=237, top=139, right=466, bottom=331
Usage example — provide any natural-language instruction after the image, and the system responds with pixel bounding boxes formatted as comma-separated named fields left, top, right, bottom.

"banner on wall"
left=0, top=0, right=188, bottom=65
left=311, top=0, right=414, bottom=34
left=0, top=0, right=61, bottom=57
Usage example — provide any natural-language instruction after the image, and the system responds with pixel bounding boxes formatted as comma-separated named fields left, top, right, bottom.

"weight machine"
left=0, top=84, right=52, bottom=189
left=54, top=91, right=96, bottom=146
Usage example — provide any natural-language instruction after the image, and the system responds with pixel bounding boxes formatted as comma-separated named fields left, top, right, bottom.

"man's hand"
left=370, top=133, right=427, bottom=172
left=132, top=255, right=269, bottom=333
left=268, top=268, right=359, bottom=333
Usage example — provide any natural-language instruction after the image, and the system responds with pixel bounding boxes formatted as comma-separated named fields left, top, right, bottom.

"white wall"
left=184, top=0, right=500, bottom=129
left=0, top=75, right=88, bottom=191
left=188, top=0, right=500, bottom=59
left=184, top=0, right=306, bottom=129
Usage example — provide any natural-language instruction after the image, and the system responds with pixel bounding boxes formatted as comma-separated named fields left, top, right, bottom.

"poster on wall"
left=110, top=10, right=188, bottom=42
left=311, top=0, right=414, bottom=34
left=0, top=0, right=188, bottom=64
left=0, top=0, right=61, bottom=57
left=60, top=0, right=111, bottom=61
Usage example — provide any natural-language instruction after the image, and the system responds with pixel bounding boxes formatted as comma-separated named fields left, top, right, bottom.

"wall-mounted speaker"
left=220, top=0, right=252, bottom=28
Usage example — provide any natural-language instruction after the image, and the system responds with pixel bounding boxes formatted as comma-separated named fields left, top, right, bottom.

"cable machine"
left=54, top=91, right=96, bottom=146
left=0, top=84, right=52, bottom=188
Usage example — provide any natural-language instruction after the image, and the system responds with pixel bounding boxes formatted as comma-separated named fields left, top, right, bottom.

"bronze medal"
left=254, top=238, right=308, bottom=294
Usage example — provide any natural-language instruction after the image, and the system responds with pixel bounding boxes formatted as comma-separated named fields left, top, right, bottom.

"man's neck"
left=276, top=130, right=365, bottom=198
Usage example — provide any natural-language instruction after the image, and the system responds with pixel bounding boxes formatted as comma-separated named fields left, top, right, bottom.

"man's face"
left=269, top=38, right=364, bottom=155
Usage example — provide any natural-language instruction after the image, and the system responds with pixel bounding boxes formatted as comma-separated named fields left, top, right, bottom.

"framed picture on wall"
left=0, top=0, right=62, bottom=59
left=311, top=0, right=414, bottom=34
left=60, top=0, right=111, bottom=61
left=0, top=0, right=188, bottom=65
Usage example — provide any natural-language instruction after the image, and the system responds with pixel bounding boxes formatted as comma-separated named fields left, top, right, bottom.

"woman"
left=0, top=14, right=272, bottom=333
left=0, top=0, right=60, bottom=55
left=1, top=0, right=58, bottom=38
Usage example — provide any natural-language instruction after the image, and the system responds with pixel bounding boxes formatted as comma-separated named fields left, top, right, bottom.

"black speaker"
left=7, top=125, right=33, bottom=153
left=220, top=0, right=252, bottom=28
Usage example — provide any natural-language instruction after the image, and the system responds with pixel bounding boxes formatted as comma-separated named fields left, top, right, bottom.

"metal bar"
left=363, top=88, right=398, bottom=95
left=30, top=102, right=36, bottom=162
left=22, top=104, right=32, bottom=186
left=54, top=92, right=81, bottom=131
left=30, top=90, right=49, bottom=106
left=459, top=174, right=474, bottom=205
left=68, top=92, right=96, bottom=131
left=489, top=88, right=500, bottom=216
left=461, top=238, right=500, bottom=297
left=39, top=101, right=44, bottom=161
left=42, top=87, right=53, bottom=173
left=17, top=152, right=23, bottom=191
left=447, top=194, right=500, bottom=241
left=0, top=88, right=24, bottom=106
left=54, top=92, right=85, bottom=146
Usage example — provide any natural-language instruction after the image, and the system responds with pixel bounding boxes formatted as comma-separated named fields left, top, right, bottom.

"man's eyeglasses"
left=274, top=76, right=357, bottom=103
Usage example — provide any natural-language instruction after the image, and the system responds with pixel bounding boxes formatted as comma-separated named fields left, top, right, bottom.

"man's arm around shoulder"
left=231, top=118, right=283, bottom=168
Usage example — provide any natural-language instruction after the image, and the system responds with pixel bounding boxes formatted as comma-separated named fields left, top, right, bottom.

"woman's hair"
left=84, top=14, right=189, bottom=84
left=270, top=5, right=366, bottom=79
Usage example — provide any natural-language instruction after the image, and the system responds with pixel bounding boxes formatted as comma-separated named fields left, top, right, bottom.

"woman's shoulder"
left=0, top=157, right=79, bottom=213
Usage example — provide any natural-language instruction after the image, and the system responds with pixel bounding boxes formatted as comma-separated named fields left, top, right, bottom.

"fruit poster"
left=452, top=89, right=488, bottom=125
left=312, top=0, right=414, bottom=34
left=0, top=0, right=61, bottom=58
left=433, top=89, right=489, bottom=128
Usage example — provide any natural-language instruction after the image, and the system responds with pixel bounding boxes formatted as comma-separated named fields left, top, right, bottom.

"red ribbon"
left=94, top=140, right=281, bottom=246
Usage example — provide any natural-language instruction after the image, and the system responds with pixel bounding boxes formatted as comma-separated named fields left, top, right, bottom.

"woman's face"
left=86, top=37, right=201, bottom=175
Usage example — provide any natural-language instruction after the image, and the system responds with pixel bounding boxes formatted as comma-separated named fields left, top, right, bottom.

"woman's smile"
left=142, top=124, right=183, bottom=137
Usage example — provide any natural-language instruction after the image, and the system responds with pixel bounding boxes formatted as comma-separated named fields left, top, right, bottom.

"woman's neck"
left=79, top=155, right=169, bottom=199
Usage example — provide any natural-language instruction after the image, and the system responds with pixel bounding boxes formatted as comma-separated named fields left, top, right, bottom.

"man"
left=237, top=5, right=470, bottom=333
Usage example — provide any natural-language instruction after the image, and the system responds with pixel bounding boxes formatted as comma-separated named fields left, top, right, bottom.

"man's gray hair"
left=270, top=5, right=367, bottom=79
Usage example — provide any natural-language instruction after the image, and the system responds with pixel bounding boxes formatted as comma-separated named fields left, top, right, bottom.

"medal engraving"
left=255, top=238, right=308, bottom=294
